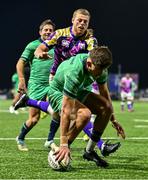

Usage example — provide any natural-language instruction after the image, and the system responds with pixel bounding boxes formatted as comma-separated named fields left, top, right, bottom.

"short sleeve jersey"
left=49, top=53, right=108, bottom=99
left=120, top=77, right=133, bottom=93
left=20, top=38, right=54, bottom=84
left=43, top=26, right=98, bottom=75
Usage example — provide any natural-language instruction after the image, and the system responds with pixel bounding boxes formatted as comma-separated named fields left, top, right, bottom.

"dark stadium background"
left=0, top=0, right=148, bottom=89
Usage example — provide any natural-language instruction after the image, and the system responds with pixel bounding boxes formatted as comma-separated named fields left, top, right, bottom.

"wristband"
left=60, top=144, right=68, bottom=147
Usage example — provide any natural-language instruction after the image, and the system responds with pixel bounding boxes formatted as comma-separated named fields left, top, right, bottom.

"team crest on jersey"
left=78, top=42, right=86, bottom=50
left=62, top=40, right=70, bottom=48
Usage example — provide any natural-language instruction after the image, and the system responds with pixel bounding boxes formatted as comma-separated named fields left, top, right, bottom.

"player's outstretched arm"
left=34, top=43, right=50, bottom=59
left=99, top=83, right=126, bottom=139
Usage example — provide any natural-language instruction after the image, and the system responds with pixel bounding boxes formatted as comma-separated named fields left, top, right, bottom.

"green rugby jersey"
left=49, top=53, right=108, bottom=99
left=21, top=38, right=54, bottom=84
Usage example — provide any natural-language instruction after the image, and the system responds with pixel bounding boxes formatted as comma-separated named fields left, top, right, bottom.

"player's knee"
left=33, top=118, right=39, bottom=124
left=79, top=108, right=91, bottom=123
left=31, top=114, right=40, bottom=124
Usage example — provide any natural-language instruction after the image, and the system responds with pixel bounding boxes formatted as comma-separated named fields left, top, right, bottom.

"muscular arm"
left=99, top=82, right=125, bottom=139
left=60, top=95, right=75, bottom=145
left=54, top=95, right=73, bottom=162
left=16, top=59, right=26, bottom=79
left=16, top=59, right=27, bottom=92
left=99, top=82, right=116, bottom=121
left=99, top=83, right=113, bottom=107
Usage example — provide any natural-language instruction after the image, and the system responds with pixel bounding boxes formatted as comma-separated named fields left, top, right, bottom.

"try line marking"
left=0, top=137, right=148, bottom=140
left=0, top=109, right=28, bottom=113
left=134, top=125, right=148, bottom=128
left=134, top=119, right=148, bottom=122
left=1, top=109, right=148, bottom=114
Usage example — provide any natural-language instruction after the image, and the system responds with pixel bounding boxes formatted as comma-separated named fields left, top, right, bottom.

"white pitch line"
left=1, top=137, right=148, bottom=140
left=0, top=109, right=28, bottom=113
left=134, top=125, right=148, bottom=128
left=115, top=111, right=148, bottom=115
left=1, top=109, right=148, bottom=114
left=134, top=119, right=148, bottom=122
left=0, top=110, right=13, bottom=113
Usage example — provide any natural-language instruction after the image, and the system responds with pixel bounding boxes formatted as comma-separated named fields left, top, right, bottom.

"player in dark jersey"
left=14, top=46, right=125, bottom=167
left=34, top=9, right=97, bottom=80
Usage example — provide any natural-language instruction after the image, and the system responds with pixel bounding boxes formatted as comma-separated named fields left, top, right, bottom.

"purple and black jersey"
left=43, top=26, right=98, bottom=75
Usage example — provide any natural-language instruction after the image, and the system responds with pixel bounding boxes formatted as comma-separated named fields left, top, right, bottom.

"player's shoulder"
left=56, top=26, right=70, bottom=31
left=76, top=53, right=88, bottom=59
left=84, top=32, right=98, bottom=47
left=55, top=27, right=70, bottom=36
left=26, top=39, right=40, bottom=47
left=73, top=53, right=89, bottom=69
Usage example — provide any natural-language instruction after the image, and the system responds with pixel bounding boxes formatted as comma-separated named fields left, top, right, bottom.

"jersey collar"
left=39, top=37, right=44, bottom=43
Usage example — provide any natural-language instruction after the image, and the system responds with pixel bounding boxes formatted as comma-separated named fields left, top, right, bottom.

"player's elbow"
left=16, top=59, right=25, bottom=70
left=105, top=101, right=113, bottom=115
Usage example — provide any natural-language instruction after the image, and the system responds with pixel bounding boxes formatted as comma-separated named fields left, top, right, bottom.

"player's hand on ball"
left=112, top=120, right=126, bottom=139
left=55, top=145, right=71, bottom=163
left=48, top=147, right=71, bottom=171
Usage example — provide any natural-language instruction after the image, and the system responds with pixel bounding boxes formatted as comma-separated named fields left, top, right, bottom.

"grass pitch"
left=0, top=100, right=148, bottom=179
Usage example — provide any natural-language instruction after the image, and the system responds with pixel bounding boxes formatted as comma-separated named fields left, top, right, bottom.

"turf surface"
left=0, top=100, right=148, bottom=179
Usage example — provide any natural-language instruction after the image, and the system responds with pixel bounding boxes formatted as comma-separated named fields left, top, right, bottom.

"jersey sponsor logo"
left=78, top=42, right=85, bottom=50
left=61, top=40, right=70, bottom=48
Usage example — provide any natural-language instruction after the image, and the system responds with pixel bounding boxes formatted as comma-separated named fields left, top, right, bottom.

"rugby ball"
left=48, top=150, right=62, bottom=170
left=48, top=149, right=71, bottom=171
